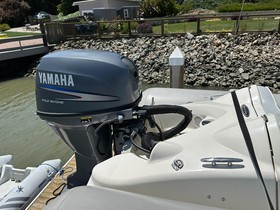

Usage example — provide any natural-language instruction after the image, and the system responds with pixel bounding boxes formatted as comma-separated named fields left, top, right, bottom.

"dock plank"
left=27, top=155, right=76, bottom=210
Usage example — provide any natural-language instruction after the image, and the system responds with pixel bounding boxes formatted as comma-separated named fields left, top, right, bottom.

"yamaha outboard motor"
left=36, top=50, right=192, bottom=188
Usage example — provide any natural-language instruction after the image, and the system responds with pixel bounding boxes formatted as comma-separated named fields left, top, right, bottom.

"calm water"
left=0, top=77, right=72, bottom=168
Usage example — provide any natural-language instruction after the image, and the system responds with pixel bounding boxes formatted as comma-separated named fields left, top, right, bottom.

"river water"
left=0, top=77, right=72, bottom=168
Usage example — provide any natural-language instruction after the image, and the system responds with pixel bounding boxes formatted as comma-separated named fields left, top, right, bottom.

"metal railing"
left=0, top=34, right=49, bottom=61
left=0, top=34, right=47, bottom=52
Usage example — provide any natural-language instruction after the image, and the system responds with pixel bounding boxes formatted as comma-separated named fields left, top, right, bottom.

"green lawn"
left=4, top=31, right=41, bottom=38
left=153, top=18, right=279, bottom=34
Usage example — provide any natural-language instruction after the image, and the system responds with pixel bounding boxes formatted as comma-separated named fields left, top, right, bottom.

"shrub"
left=177, top=3, right=192, bottom=14
left=57, top=0, right=78, bottom=16
left=107, top=21, right=122, bottom=33
left=183, top=0, right=240, bottom=10
left=98, top=18, right=122, bottom=34
left=217, top=2, right=280, bottom=12
left=74, top=24, right=97, bottom=35
left=121, top=21, right=137, bottom=34
left=140, top=0, right=179, bottom=18
left=0, top=23, right=11, bottom=31
left=98, top=20, right=137, bottom=34
left=137, top=22, right=153, bottom=33
left=98, top=20, right=109, bottom=33
left=57, top=11, right=80, bottom=21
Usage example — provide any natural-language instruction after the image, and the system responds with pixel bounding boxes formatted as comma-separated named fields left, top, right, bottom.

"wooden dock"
left=27, top=155, right=76, bottom=210
left=0, top=35, right=49, bottom=61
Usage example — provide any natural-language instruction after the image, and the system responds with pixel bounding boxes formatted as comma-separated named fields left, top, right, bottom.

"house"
left=73, top=0, right=140, bottom=20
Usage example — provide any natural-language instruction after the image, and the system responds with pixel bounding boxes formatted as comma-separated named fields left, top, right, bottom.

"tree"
left=156, top=0, right=179, bottom=16
left=57, top=0, right=80, bottom=16
left=0, top=0, right=30, bottom=27
left=140, top=0, right=156, bottom=18
left=25, top=0, right=60, bottom=15
left=140, top=0, right=179, bottom=18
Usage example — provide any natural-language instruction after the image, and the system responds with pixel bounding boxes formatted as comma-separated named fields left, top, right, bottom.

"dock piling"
left=168, top=46, right=185, bottom=88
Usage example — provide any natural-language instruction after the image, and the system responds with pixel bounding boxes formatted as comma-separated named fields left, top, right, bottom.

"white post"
left=168, top=46, right=185, bottom=88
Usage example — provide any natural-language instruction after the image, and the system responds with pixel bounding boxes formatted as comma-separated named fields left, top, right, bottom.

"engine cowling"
left=36, top=49, right=141, bottom=116
left=36, top=50, right=141, bottom=188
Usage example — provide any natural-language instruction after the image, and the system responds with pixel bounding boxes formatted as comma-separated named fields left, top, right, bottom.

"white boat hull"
left=87, top=85, right=280, bottom=210
left=43, top=85, right=280, bottom=210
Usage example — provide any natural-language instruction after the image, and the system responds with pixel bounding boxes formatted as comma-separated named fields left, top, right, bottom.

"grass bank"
left=153, top=18, right=279, bottom=34
left=5, top=31, right=41, bottom=37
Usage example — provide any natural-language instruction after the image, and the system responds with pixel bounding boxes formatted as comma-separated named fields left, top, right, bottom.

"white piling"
left=168, top=46, right=185, bottom=88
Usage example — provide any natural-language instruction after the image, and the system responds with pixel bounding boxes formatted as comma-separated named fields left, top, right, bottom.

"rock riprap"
left=52, top=32, right=280, bottom=93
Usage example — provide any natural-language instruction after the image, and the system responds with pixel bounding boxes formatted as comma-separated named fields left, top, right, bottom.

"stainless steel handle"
left=201, top=157, right=243, bottom=167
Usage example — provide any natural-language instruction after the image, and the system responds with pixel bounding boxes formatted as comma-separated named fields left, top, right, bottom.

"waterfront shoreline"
left=29, top=32, right=280, bottom=93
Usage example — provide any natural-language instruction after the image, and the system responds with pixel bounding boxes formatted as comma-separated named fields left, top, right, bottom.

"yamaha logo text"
left=38, top=72, right=74, bottom=87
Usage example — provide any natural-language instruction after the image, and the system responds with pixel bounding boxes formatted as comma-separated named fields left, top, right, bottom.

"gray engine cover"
left=36, top=49, right=141, bottom=116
